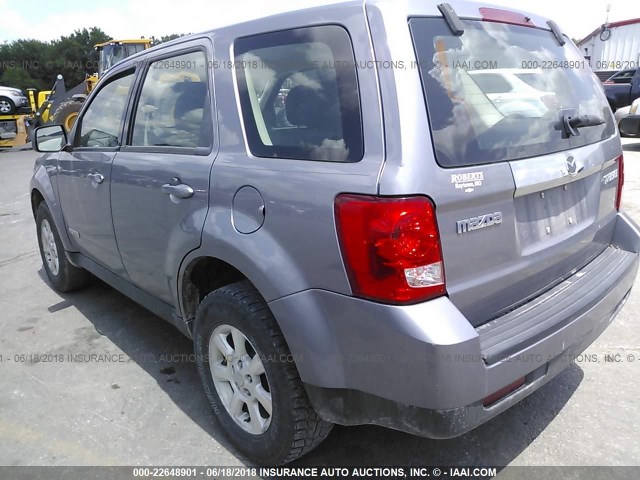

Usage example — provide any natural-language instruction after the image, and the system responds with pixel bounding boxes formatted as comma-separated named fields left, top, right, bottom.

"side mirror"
left=34, top=125, right=68, bottom=153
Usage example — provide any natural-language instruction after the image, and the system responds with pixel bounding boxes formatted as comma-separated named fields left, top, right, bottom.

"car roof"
left=113, top=0, right=560, bottom=71
left=147, top=0, right=558, bottom=46
left=470, top=68, right=545, bottom=75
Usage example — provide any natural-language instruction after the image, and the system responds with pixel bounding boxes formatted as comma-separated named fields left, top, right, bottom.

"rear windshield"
left=409, top=18, right=615, bottom=167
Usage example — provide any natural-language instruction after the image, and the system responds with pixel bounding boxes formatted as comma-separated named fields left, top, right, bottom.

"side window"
left=132, top=51, right=211, bottom=149
left=234, top=25, right=364, bottom=162
left=77, top=72, right=134, bottom=148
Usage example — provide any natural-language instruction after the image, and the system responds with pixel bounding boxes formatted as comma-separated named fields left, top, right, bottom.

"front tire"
left=0, top=96, right=16, bottom=115
left=36, top=202, right=90, bottom=292
left=194, top=280, right=332, bottom=464
left=52, top=100, right=83, bottom=132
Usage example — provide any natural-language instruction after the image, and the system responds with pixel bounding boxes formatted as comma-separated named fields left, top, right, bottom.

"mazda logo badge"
left=566, top=155, right=578, bottom=176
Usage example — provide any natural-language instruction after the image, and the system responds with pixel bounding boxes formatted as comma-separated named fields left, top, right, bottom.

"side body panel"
left=179, top=3, right=385, bottom=316
left=110, top=38, right=218, bottom=305
left=31, top=158, right=74, bottom=252
left=57, top=150, right=127, bottom=275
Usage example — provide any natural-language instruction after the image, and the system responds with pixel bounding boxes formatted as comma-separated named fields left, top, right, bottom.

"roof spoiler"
left=547, top=20, right=566, bottom=46
left=438, top=3, right=464, bottom=36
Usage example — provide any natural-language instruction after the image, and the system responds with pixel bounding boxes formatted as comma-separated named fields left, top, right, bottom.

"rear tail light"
left=616, top=154, right=624, bottom=211
left=334, top=194, right=446, bottom=305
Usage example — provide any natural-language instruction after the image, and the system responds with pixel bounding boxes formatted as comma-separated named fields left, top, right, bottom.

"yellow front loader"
left=2, top=38, right=151, bottom=148
left=34, top=38, right=152, bottom=132
left=0, top=89, right=47, bottom=148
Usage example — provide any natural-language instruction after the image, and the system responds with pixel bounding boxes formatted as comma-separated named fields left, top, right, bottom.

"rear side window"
left=410, top=18, right=615, bottom=167
left=132, top=50, right=212, bottom=149
left=234, top=25, right=364, bottom=162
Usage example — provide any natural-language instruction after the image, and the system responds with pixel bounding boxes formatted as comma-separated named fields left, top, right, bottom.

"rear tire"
left=194, top=280, right=332, bottom=464
left=36, top=202, right=90, bottom=292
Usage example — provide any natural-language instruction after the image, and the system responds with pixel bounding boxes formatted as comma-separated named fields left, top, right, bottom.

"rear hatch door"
left=408, top=14, right=621, bottom=326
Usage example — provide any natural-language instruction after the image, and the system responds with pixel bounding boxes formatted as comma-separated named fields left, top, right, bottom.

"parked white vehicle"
left=468, top=68, right=555, bottom=117
left=0, top=85, right=29, bottom=115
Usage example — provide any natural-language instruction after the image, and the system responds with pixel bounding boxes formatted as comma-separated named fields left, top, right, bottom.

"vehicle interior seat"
left=279, top=85, right=343, bottom=148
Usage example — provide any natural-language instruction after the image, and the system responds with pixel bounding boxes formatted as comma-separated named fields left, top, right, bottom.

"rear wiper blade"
left=560, top=114, right=604, bottom=137
left=438, top=3, right=464, bottom=36
left=547, top=20, right=566, bottom=46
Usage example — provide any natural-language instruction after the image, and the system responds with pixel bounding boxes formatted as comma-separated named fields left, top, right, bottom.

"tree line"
left=0, top=28, right=185, bottom=92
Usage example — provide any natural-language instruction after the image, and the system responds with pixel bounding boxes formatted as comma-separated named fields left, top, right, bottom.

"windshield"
left=99, top=43, right=147, bottom=75
left=409, top=18, right=615, bottom=167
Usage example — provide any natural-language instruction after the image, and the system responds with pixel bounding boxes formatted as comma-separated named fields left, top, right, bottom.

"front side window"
left=132, top=51, right=211, bottom=149
left=234, top=25, right=364, bottom=162
left=77, top=72, right=134, bottom=148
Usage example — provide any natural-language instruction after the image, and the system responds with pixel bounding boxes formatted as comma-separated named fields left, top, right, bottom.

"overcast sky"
left=0, top=0, right=638, bottom=44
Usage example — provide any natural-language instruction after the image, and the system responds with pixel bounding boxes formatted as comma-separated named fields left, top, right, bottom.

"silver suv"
left=0, top=85, right=29, bottom=114
left=30, top=0, right=639, bottom=465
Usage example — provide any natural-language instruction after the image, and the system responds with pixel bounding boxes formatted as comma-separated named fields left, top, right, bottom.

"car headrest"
left=285, top=85, right=337, bottom=128
left=173, top=81, right=207, bottom=119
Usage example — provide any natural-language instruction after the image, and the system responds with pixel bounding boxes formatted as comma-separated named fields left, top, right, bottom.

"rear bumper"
left=619, top=114, right=640, bottom=136
left=269, top=212, right=640, bottom=438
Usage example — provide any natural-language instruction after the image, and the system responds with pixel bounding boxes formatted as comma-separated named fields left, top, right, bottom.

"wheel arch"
left=30, top=188, right=45, bottom=219
left=179, top=255, right=250, bottom=331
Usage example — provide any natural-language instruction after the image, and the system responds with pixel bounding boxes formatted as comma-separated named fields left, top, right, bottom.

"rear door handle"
left=87, top=172, right=104, bottom=184
left=162, top=183, right=194, bottom=199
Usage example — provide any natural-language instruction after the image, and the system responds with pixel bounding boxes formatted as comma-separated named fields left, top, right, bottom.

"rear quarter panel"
left=182, top=2, right=385, bottom=304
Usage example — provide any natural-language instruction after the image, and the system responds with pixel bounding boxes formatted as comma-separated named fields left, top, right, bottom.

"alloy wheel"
left=208, top=324, right=273, bottom=435
left=40, top=219, right=60, bottom=276
left=0, top=100, right=12, bottom=114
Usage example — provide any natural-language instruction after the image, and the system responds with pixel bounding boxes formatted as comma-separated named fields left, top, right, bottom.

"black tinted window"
left=234, top=25, right=363, bottom=162
left=77, top=72, right=134, bottom=148
left=132, top=51, right=211, bottom=149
